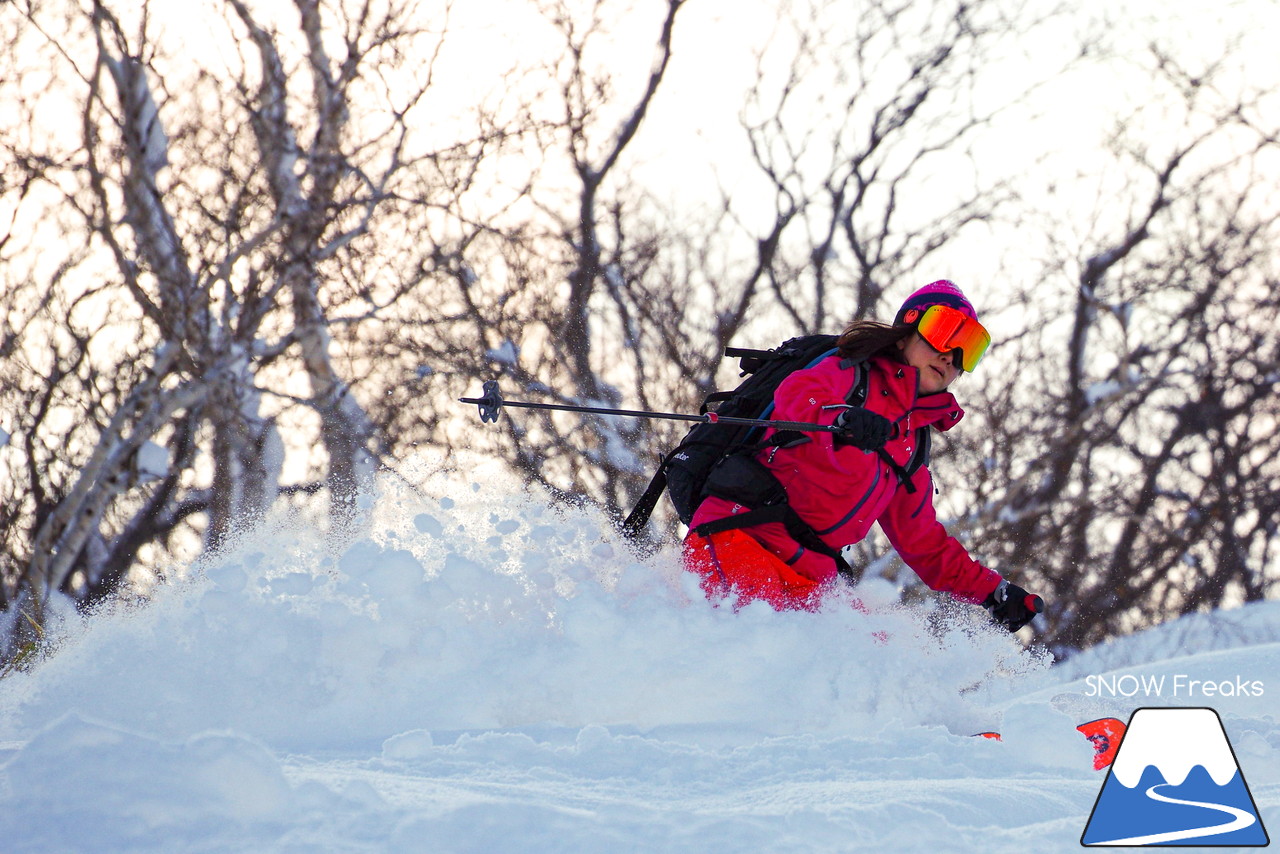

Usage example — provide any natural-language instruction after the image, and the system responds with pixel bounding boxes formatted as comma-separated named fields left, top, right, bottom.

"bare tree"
left=947, top=48, right=1280, bottom=654
left=722, top=0, right=1068, bottom=337
left=0, top=0, right=521, bottom=659
left=380, top=0, right=1068, bottom=548
left=364, top=0, right=696, bottom=525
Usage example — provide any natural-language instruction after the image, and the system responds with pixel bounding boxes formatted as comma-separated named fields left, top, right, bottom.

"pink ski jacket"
left=689, top=353, right=1002, bottom=603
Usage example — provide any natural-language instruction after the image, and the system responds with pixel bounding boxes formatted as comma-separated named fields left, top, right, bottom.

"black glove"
left=833, top=407, right=893, bottom=451
left=982, top=580, right=1044, bottom=632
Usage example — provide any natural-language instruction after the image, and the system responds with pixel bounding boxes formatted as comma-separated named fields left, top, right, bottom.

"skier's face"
left=899, top=332, right=962, bottom=394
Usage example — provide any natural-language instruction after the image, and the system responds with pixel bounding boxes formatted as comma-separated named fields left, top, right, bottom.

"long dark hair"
left=836, top=319, right=913, bottom=363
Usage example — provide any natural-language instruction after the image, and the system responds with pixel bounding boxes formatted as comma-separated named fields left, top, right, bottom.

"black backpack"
left=621, top=334, right=932, bottom=553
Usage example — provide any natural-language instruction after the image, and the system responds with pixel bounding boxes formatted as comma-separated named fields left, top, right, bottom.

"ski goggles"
left=907, top=304, right=991, bottom=372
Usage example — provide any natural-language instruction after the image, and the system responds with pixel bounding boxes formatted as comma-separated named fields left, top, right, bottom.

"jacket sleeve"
left=876, top=464, right=1001, bottom=603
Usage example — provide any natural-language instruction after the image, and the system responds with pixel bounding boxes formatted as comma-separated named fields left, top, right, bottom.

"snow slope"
left=1, top=464, right=1276, bottom=853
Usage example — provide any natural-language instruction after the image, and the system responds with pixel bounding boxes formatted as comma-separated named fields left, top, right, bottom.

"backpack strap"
left=840, top=359, right=868, bottom=406
left=875, top=448, right=918, bottom=494
left=621, top=466, right=668, bottom=543
left=693, top=506, right=855, bottom=579
left=871, top=425, right=932, bottom=494
left=693, top=453, right=855, bottom=579
left=906, top=425, right=932, bottom=478
left=725, top=342, right=816, bottom=375
left=698, top=390, right=734, bottom=415
left=722, top=346, right=773, bottom=375
left=621, top=443, right=688, bottom=542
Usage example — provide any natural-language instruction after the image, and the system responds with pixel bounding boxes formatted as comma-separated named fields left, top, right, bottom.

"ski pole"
left=460, top=380, right=844, bottom=433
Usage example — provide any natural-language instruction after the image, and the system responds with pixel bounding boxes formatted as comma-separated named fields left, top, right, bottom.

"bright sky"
left=140, top=0, right=1276, bottom=234
left=11, top=0, right=1279, bottom=349
left=431, top=0, right=1278, bottom=310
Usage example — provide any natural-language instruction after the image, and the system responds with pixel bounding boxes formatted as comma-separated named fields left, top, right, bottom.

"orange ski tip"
left=1076, top=717, right=1127, bottom=770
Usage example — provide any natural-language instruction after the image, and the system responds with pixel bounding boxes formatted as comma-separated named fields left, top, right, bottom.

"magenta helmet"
left=893, top=280, right=977, bottom=325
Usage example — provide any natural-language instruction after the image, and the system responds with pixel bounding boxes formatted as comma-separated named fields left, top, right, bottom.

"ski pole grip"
left=1026, top=594, right=1045, bottom=614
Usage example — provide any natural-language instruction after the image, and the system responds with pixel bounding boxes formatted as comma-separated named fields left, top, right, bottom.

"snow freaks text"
left=1084, top=674, right=1265, bottom=699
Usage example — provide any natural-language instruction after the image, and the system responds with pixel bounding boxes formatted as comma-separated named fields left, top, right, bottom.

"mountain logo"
left=1081, top=707, right=1269, bottom=847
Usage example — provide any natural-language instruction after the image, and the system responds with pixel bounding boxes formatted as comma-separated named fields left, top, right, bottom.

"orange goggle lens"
left=914, top=304, right=990, bottom=372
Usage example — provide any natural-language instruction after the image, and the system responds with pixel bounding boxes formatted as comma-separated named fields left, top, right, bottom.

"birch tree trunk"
left=1, top=0, right=491, bottom=658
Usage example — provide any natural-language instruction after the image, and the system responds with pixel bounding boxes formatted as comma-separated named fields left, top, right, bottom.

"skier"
left=682, top=280, right=1041, bottom=631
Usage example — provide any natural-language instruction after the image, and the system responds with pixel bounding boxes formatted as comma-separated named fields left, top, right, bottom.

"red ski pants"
left=682, top=528, right=824, bottom=612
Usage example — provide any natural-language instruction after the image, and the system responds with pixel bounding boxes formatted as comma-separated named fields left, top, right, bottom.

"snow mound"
left=0, top=466, right=1047, bottom=751
left=0, top=464, right=1275, bottom=852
